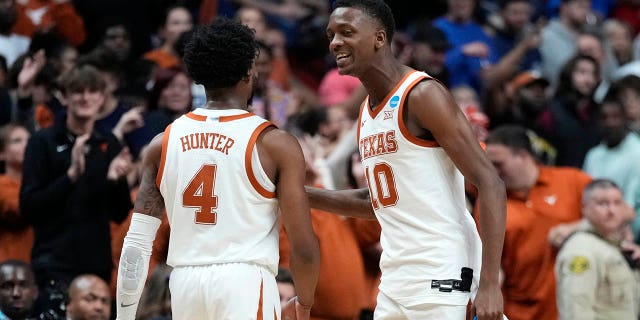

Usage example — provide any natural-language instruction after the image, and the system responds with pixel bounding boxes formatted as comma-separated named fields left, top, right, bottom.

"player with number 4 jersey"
left=115, top=17, right=319, bottom=320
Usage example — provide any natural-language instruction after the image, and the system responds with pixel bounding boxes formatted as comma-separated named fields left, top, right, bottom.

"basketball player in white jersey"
left=115, top=18, right=320, bottom=320
left=306, top=1, right=507, bottom=319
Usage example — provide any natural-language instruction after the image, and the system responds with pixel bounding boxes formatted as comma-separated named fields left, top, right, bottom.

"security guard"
left=556, top=179, right=640, bottom=320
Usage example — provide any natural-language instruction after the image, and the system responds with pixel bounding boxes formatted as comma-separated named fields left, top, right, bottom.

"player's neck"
left=203, top=98, right=248, bottom=111
left=361, top=63, right=410, bottom=108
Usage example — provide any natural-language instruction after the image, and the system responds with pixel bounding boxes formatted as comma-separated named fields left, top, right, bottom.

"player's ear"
left=375, top=29, right=386, bottom=49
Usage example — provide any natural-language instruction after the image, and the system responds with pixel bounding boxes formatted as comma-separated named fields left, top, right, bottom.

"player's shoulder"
left=258, top=127, right=300, bottom=152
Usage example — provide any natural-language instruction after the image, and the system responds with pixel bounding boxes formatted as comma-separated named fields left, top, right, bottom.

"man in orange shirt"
left=484, top=125, right=591, bottom=320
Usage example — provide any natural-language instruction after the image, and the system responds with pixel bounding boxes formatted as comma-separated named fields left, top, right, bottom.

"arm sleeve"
left=116, top=213, right=161, bottom=320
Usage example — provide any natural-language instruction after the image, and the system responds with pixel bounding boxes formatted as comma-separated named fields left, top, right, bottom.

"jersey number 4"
left=365, top=162, right=398, bottom=209
left=182, top=164, right=219, bottom=224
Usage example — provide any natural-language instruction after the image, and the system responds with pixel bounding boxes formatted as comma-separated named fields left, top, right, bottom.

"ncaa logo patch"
left=389, top=96, right=400, bottom=108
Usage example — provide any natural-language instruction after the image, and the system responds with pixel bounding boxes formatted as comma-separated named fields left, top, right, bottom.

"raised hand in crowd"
left=66, top=133, right=91, bottom=182
left=107, top=147, right=133, bottom=182
left=112, top=106, right=145, bottom=141
left=17, top=49, right=46, bottom=97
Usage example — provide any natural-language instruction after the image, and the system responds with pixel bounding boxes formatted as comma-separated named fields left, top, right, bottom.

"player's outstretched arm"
left=407, top=80, right=506, bottom=320
left=262, top=128, right=320, bottom=317
left=116, top=134, right=165, bottom=320
left=305, top=186, right=376, bottom=219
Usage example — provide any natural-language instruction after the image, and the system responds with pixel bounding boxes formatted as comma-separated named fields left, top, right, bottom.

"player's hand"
left=281, top=297, right=296, bottom=320
left=472, top=284, right=504, bottom=320
left=295, top=297, right=312, bottom=320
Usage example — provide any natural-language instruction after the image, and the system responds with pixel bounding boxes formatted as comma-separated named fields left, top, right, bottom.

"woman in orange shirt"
left=143, top=5, right=193, bottom=69
left=0, top=123, right=33, bottom=263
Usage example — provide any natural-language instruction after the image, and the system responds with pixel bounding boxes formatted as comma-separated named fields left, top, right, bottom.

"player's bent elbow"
left=291, top=241, right=320, bottom=264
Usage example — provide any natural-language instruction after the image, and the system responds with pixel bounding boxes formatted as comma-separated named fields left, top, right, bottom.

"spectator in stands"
left=451, top=85, right=490, bottom=141
left=0, top=55, right=9, bottom=126
left=0, top=123, right=32, bottom=263
left=12, top=0, right=85, bottom=47
left=235, top=5, right=291, bottom=90
left=611, top=74, right=640, bottom=133
left=249, top=40, right=293, bottom=128
left=487, top=71, right=554, bottom=141
left=434, top=0, right=496, bottom=94
left=78, top=53, right=146, bottom=158
left=19, top=65, right=132, bottom=316
left=555, top=179, right=640, bottom=319
left=407, top=20, right=451, bottom=85
left=92, top=19, right=132, bottom=65
left=583, top=94, right=640, bottom=241
left=484, top=125, right=591, bottom=320
left=141, top=66, right=192, bottom=139
left=276, top=268, right=295, bottom=308
left=0, top=260, right=38, bottom=320
left=0, top=0, right=29, bottom=67
left=487, top=0, right=542, bottom=85
left=548, top=54, right=600, bottom=168
left=14, top=50, right=64, bottom=132
left=143, top=5, right=192, bottom=69
left=540, top=0, right=591, bottom=85
left=602, top=19, right=634, bottom=81
left=27, top=32, right=77, bottom=78
left=65, top=274, right=110, bottom=320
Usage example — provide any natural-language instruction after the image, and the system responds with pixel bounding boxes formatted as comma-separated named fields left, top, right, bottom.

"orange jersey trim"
left=185, top=112, right=207, bottom=121
left=256, top=278, right=264, bottom=320
left=156, top=124, right=173, bottom=188
left=356, top=98, right=368, bottom=143
left=368, top=71, right=416, bottom=119
left=397, top=76, right=440, bottom=148
left=245, top=122, right=277, bottom=199
left=219, top=112, right=254, bottom=122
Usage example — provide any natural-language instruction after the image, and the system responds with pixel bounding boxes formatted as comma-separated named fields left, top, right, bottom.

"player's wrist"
left=295, top=296, right=313, bottom=310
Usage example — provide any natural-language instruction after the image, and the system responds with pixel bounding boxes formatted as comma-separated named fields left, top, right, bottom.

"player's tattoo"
left=134, top=164, right=165, bottom=218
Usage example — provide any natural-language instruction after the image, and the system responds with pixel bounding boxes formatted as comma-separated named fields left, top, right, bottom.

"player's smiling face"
left=326, top=7, right=380, bottom=76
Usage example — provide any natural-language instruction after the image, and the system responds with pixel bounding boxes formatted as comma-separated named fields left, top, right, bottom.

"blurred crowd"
left=1, top=0, right=640, bottom=319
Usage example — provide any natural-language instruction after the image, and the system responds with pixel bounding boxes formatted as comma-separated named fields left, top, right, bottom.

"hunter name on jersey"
left=359, top=130, right=398, bottom=160
left=179, top=132, right=235, bottom=154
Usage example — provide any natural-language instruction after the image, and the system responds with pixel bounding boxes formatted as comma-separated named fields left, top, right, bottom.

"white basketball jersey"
left=357, top=70, right=482, bottom=305
left=157, top=108, right=280, bottom=274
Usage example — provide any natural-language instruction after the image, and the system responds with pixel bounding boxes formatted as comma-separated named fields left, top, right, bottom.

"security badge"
left=568, top=256, right=590, bottom=274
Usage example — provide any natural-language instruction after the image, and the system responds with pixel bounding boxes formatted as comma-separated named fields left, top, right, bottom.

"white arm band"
left=116, top=213, right=161, bottom=320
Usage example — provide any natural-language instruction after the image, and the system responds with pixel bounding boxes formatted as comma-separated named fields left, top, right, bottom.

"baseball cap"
left=412, top=24, right=451, bottom=51
left=510, top=71, right=549, bottom=90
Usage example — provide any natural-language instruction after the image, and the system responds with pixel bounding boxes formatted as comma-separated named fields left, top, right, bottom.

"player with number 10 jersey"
left=357, top=70, right=483, bottom=307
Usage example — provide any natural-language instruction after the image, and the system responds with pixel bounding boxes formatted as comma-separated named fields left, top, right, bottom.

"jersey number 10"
left=365, top=162, right=399, bottom=209
left=182, top=164, right=219, bottom=224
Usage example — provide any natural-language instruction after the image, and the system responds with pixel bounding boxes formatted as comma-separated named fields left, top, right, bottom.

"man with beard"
left=0, top=260, right=38, bottom=320
left=583, top=95, right=640, bottom=242
left=0, top=0, right=28, bottom=67
left=491, top=71, right=553, bottom=135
